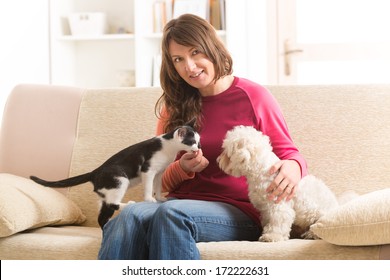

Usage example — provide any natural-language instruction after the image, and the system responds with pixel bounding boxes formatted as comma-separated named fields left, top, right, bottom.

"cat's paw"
left=144, top=197, right=157, bottom=203
left=156, top=196, right=167, bottom=202
left=119, top=201, right=135, bottom=210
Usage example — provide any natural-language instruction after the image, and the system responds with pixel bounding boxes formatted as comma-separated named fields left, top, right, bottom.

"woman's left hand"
left=266, top=160, right=301, bottom=203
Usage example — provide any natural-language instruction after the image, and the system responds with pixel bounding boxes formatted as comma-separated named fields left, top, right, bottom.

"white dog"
left=217, top=125, right=339, bottom=242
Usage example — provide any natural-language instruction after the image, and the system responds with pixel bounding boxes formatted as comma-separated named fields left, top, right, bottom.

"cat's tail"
left=30, top=173, right=92, bottom=188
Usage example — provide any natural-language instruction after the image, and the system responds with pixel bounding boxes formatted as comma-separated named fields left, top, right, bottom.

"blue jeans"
left=98, top=199, right=261, bottom=260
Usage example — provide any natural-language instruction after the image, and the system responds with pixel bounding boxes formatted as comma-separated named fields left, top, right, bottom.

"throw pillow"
left=0, top=173, right=86, bottom=237
left=310, top=188, right=390, bottom=246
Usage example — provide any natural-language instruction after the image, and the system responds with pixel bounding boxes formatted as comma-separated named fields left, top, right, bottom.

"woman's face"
left=169, top=40, right=216, bottom=96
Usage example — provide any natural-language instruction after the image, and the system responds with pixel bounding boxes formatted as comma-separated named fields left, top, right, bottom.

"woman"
left=98, top=14, right=307, bottom=260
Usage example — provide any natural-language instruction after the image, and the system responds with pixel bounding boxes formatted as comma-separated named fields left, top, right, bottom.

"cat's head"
left=164, top=119, right=201, bottom=152
left=176, top=125, right=201, bottom=152
left=163, top=120, right=201, bottom=152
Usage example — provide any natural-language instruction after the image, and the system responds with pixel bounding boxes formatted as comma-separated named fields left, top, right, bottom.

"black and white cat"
left=30, top=121, right=201, bottom=228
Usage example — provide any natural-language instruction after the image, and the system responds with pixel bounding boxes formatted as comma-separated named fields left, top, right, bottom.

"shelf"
left=143, top=29, right=226, bottom=39
left=57, top=34, right=135, bottom=41
left=143, top=32, right=164, bottom=39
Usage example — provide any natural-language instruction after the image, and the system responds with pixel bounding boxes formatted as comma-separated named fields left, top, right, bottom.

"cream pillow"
left=0, top=173, right=86, bottom=237
left=311, top=188, right=390, bottom=246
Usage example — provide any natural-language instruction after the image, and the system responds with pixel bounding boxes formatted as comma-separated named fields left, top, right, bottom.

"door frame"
left=268, top=0, right=390, bottom=85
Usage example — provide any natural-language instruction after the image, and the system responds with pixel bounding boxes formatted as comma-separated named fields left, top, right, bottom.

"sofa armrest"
left=0, top=84, right=84, bottom=181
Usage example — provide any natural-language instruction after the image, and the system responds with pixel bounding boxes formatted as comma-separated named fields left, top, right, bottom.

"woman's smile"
left=189, top=70, right=204, bottom=79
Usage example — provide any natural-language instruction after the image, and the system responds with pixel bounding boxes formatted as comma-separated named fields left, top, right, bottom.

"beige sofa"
left=1, top=84, right=389, bottom=260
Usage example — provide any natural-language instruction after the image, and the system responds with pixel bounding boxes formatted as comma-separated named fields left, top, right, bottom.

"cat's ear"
left=177, top=127, right=188, bottom=138
left=185, top=118, right=196, bottom=128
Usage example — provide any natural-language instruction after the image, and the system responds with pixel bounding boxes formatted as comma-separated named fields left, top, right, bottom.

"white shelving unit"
left=49, top=0, right=257, bottom=88
left=50, top=0, right=135, bottom=87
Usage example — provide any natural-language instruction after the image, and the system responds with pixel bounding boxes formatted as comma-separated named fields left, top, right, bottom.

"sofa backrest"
left=268, top=84, right=390, bottom=197
left=69, top=85, right=390, bottom=227
left=1, top=84, right=390, bottom=228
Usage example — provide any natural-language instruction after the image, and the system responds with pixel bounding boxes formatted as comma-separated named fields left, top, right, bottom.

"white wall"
left=226, top=0, right=268, bottom=84
left=0, top=0, right=50, bottom=124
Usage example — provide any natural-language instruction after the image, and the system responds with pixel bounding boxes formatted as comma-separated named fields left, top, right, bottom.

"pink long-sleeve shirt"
left=157, top=77, right=307, bottom=224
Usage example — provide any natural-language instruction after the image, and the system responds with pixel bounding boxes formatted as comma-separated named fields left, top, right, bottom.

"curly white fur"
left=217, top=125, right=339, bottom=242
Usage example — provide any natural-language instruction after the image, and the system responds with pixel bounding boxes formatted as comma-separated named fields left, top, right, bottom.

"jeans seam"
left=192, top=217, right=258, bottom=228
left=187, top=219, right=198, bottom=259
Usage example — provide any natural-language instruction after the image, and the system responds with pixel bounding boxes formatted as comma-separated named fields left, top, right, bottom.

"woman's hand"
left=266, top=160, right=301, bottom=203
left=179, top=149, right=209, bottom=173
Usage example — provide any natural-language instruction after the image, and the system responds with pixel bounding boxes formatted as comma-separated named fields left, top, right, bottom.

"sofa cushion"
left=311, top=188, right=390, bottom=246
left=0, top=173, right=86, bottom=237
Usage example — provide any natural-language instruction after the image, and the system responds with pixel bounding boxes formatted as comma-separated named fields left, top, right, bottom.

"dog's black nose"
left=198, top=142, right=202, bottom=149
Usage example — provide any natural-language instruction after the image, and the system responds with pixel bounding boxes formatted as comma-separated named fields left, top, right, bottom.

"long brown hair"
left=155, top=14, right=233, bottom=132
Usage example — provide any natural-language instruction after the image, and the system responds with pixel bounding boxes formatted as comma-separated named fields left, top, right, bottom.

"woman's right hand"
left=179, top=149, right=209, bottom=173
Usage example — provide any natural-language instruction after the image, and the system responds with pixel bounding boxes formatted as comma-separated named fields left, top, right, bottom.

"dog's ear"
left=216, top=152, right=228, bottom=170
left=236, top=148, right=251, bottom=165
